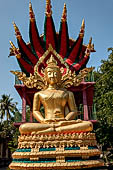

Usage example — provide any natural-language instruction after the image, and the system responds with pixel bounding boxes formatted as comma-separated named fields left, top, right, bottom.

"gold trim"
left=10, top=70, right=45, bottom=90
left=87, top=37, right=92, bottom=49
left=9, top=41, right=21, bottom=59
left=9, top=160, right=104, bottom=170
left=61, top=3, right=67, bottom=22
left=18, top=140, right=97, bottom=149
left=12, top=149, right=101, bottom=159
left=81, top=19, right=85, bottom=29
left=17, top=132, right=97, bottom=149
left=79, top=19, right=85, bottom=38
left=19, top=132, right=96, bottom=142
left=29, top=2, right=35, bottom=22
left=13, top=22, right=22, bottom=40
left=35, top=44, right=69, bottom=71
left=46, top=0, right=52, bottom=17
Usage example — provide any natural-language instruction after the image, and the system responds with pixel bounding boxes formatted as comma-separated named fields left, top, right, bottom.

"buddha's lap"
left=19, top=120, right=93, bottom=133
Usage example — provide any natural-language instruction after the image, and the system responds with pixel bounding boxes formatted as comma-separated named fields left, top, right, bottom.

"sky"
left=0, top=0, right=113, bottom=108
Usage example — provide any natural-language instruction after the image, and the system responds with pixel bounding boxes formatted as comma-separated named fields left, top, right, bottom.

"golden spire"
left=29, top=2, right=35, bottom=21
left=13, top=22, right=21, bottom=40
left=46, top=0, right=52, bottom=17
left=9, top=41, right=21, bottom=59
left=61, top=3, right=67, bottom=22
left=85, top=37, right=92, bottom=56
left=87, top=37, right=92, bottom=49
left=81, top=19, right=85, bottom=29
left=9, top=41, right=16, bottom=50
left=91, top=43, right=94, bottom=50
left=79, top=19, right=85, bottom=38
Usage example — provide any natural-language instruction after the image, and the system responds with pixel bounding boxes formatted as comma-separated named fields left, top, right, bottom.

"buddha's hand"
left=75, top=119, right=82, bottom=123
left=58, top=119, right=83, bottom=126
left=42, top=119, right=55, bottom=124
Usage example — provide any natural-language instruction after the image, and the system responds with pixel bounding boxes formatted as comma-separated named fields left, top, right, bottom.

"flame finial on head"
left=47, top=55, right=57, bottom=67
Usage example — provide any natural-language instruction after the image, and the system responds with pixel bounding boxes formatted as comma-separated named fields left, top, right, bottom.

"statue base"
left=9, top=131, right=104, bottom=170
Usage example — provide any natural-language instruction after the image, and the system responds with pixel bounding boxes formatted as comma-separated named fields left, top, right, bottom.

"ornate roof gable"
left=9, top=0, right=95, bottom=80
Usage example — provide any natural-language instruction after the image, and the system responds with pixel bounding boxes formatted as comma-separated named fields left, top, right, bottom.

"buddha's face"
left=45, top=67, right=60, bottom=85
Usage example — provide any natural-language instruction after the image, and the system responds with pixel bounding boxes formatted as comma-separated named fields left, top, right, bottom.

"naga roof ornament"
left=9, top=0, right=95, bottom=89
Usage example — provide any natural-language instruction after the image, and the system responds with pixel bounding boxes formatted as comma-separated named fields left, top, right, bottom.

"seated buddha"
left=19, top=56, right=93, bottom=135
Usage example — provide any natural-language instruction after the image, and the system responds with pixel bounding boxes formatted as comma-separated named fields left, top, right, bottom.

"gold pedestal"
left=9, top=132, right=104, bottom=170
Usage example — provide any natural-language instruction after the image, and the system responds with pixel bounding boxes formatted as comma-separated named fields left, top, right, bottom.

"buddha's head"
left=44, top=55, right=61, bottom=86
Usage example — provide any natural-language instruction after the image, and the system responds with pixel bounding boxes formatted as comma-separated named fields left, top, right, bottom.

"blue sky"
left=0, top=0, right=113, bottom=108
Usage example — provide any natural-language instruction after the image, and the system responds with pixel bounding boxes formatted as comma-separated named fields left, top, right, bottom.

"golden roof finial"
left=29, top=1, right=35, bottom=21
left=46, top=0, right=51, bottom=6
left=9, top=41, right=21, bottom=59
left=87, top=37, right=92, bottom=49
left=9, top=41, right=16, bottom=50
left=79, top=19, right=85, bottom=38
left=13, top=22, right=19, bottom=33
left=13, top=22, right=21, bottom=40
left=91, top=43, right=94, bottom=50
left=81, top=18, right=85, bottom=29
left=85, top=37, right=92, bottom=56
left=46, top=0, right=52, bottom=17
left=61, top=3, right=67, bottom=22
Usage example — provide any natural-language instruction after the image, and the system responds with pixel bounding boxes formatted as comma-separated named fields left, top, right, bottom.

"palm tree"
left=0, top=94, right=18, bottom=122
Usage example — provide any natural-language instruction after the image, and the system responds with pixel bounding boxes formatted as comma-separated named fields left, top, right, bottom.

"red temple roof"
left=9, top=0, right=95, bottom=76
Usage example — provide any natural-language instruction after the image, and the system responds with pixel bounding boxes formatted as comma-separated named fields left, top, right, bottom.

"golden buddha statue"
left=19, top=56, right=93, bottom=135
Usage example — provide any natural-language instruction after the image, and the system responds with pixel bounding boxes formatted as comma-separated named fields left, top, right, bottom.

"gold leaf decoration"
left=60, top=67, right=94, bottom=89
left=10, top=71, right=45, bottom=90
left=11, top=67, right=93, bottom=90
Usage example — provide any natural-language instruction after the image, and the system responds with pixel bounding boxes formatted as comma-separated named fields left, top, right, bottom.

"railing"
left=76, top=104, right=97, bottom=121
left=88, top=104, right=97, bottom=120
left=84, top=70, right=94, bottom=82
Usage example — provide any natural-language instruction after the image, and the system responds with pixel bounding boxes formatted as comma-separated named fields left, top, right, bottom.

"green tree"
left=0, top=94, right=18, bottom=121
left=94, top=48, right=113, bottom=149
left=0, top=95, right=20, bottom=155
left=0, top=120, right=19, bottom=154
